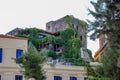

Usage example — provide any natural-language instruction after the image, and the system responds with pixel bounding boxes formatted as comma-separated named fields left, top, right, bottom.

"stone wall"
left=46, top=15, right=87, bottom=47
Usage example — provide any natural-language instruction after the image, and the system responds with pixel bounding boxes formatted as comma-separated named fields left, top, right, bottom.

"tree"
left=15, top=43, right=46, bottom=80
left=88, top=0, right=120, bottom=80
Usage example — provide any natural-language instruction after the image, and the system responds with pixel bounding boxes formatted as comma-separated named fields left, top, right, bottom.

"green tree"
left=15, top=43, right=46, bottom=80
left=88, top=0, right=120, bottom=80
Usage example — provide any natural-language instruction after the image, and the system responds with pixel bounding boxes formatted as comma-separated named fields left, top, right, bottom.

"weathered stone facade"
left=46, top=15, right=87, bottom=47
left=6, top=27, right=23, bottom=36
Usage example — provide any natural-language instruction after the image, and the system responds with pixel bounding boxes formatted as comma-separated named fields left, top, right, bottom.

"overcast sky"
left=0, top=0, right=98, bottom=56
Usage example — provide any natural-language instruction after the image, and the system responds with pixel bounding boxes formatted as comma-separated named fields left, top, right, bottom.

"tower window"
left=80, top=36, right=82, bottom=41
left=47, top=26, right=51, bottom=30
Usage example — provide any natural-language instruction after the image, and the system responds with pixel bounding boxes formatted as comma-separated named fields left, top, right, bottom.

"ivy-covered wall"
left=16, top=27, right=93, bottom=66
left=46, top=15, right=88, bottom=47
left=15, top=15, right=93, bottom=66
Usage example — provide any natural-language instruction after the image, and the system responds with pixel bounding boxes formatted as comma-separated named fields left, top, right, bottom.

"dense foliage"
left=15, top=43, right=46, bottom=80
left=60, top=27, right=76, bottom=43
left=88, top=0, right=120, bottom=80
left=16, top=27, right=93, bottom=66
left=40, top=35, right=57, bottom=44
left=16, top=27, right=45, bottom=49
left=60, top=27, right=87, bottom=66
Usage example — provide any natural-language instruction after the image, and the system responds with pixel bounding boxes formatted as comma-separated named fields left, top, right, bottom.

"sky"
left=0, top=0, right=99, bottom=56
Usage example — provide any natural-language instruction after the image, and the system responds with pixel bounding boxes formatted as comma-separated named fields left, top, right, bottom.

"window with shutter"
left=16, top=49, right=23, bottom=58
left=54, top=76, right=62, bottom=80
left=0, top=75, right=1, bottom=80
left=84, top=77, right=87, bottom=80
left=15, top=75, right=23, bottom=80
left=16, top=49, right=23, bottom=63
left=70, top=77, right=77, bottom=80
left=0, top=48, right=3, bottom=63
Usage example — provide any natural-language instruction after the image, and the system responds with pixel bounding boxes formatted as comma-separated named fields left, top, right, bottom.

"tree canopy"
left=15, top=43, right=46, bottom=80
left=88, top=0, right=120, bottom=80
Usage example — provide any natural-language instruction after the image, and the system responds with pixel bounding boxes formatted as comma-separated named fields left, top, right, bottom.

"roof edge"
left=0, top=34, right=28, bottom=40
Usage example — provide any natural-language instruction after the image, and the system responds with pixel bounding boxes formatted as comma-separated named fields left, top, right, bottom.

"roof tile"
left=0, top=34, right=28, bottom=40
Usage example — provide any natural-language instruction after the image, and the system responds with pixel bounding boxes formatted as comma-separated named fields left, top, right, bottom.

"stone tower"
left=46, top=15, right=88, bottom=47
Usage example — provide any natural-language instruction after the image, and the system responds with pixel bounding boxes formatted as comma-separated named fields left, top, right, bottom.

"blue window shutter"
left=0, top=48, right=2, bottom=63
left=54, top=76, right=57, bottom=80
left=84, top=77, right=87, bottom=80
left=0, top=75, right=1, bottom=80
left=16, top=50, right=23, bottom=63
left=15, top=75, right=18, bottom=80
left=19, top=75, right=23, bottom=80
left=75, top=77, right=77, bottom=80
left=60, top=76, right=62, bottom=80
left=70, top=77, right=73, bottom=80
left=16, top=49, right=23, bottom=58
left=54, top=76, right=62, bottom=80
left=15, top=75, right=23, bottom=80
left=70, top=77, right=77, bottom=80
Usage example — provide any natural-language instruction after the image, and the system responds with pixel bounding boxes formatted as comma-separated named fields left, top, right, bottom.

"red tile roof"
left=0, top=34, right=28, bottom=40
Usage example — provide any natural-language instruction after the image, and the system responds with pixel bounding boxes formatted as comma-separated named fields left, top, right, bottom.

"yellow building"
left=44, top=64, right=87, bottom=80
left=0, top=34, right=27, bottom=80
left=0, top=34, right=87, bottom=80
left=94, top=34, right=107, bottom=61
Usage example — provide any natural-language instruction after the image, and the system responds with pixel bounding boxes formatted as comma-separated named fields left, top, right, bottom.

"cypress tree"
left=88, top=0, right=120, bottom=80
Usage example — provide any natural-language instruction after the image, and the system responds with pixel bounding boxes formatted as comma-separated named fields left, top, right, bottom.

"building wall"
left=6, top=27, right=23, bottom=36
left=94, top=34, right=108, bottom=61
left=46, top=19, right=69, bottom=33
left=0, top=36, right=87, bottom=80
left=46, top=15, right=87, bottom=48
left=43, top=64, right=86, bottom=80
left=0, top=37, right=27, bottom=80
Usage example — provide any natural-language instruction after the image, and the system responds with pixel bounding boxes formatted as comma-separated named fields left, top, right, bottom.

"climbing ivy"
left=83, top=48, right=93, bottom=61
left=64, top=15, right=88, bottom=30
left=64, top=38, right=82, bottom=59
left=16, top=27, right=44, bottom=49
left=15, top=27, right=92, bottom=66
left=60, top=27, right=76, bottom=43
left=64, top=15, right=88, bottom=45
left=41, top=35, right=57, bottom=44
left=64, top=15, right=73, bottom=27
left=60, top=27, right=87, bottom=65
